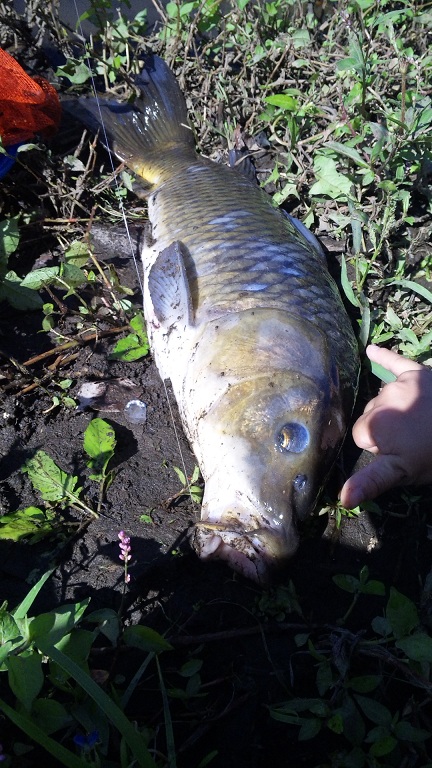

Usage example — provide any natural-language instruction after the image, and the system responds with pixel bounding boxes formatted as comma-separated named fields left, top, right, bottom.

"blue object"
left=0, top=142, right=22, bottom=178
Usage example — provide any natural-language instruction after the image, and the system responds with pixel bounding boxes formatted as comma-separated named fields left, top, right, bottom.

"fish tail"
left=76, top=54, right=195, bottom=185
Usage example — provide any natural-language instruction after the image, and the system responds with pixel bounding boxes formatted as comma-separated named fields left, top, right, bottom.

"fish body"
left=78, top=56, right=359, bottom=581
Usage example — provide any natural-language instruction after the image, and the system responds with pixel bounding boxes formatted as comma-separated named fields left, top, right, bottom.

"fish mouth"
left=191, top=520, right=299, bottom=584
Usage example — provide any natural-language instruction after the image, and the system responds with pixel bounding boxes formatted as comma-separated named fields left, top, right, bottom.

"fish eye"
left=293, top=474, right=307, bottom=491
left=276, top=422, right=309, bottom=454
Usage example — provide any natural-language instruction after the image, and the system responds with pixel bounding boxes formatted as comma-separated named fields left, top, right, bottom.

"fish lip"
left=191, top=520, right=299, bottom=584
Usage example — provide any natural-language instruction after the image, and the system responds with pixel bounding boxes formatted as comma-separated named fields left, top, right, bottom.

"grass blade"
left=0, top=696, right=92, bottom=768
left=35, top=641, right=157, bottom=768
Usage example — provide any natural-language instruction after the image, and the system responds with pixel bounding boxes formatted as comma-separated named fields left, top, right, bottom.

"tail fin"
left=73, top=55, right=195, bottom=183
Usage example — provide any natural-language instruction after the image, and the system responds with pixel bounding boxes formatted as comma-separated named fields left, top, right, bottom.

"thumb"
left=340, top=454, right=407, bottom=509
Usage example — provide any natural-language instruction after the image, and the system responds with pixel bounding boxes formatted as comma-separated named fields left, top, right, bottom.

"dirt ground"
left=1, top=218, right=432, bottom=767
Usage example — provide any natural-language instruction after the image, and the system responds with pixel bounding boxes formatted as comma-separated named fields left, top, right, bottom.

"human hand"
left=340, top=344, right=432, bottom=509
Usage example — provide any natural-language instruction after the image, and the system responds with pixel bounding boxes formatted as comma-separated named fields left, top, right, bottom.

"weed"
left=0, top=418, right=118, bottom=542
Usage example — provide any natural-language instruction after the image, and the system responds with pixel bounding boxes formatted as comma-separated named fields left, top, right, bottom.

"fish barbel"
left=77, top=55, right=359, bottom=582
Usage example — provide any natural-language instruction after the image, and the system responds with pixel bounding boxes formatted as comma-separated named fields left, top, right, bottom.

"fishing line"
left=72, top=3, right=197, bottom=508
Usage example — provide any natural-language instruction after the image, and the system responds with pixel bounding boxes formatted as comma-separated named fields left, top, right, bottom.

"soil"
left=1, top=219, right=432, bottom=767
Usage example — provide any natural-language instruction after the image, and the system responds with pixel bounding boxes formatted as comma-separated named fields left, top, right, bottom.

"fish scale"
left=76, top=55, right=360, bottom=582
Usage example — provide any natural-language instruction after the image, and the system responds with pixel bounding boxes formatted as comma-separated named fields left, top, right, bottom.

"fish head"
left=189, top=312, right=357, bottom=582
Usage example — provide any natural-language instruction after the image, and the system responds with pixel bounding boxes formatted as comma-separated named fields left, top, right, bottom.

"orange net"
left=0, top=48, right=61, bottom=145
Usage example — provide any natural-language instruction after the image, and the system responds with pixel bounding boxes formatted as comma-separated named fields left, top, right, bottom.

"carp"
left=77, top=55, right=359, bottom=582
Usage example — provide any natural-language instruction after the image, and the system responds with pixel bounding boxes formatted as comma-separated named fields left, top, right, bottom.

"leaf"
left=0, top=216, right=20, bottom=277
left=64, top=240, right=91, bottom=267
left=22, top=450, right=81, bottom=504
left=0, top=507, right=56, bottom=542
left=370, top=361, right=397, bottom=384
left=13, top=568, right=55, bottom=620
left=396, top=632, right=432, bottom=662
left=85, top=608, right=121, bottom=646
left=56, top=59, right=93, bottom=84
left=340, top=255, right=360, bottom=307
left=349, top=675, right=382, bottom=693
left=109, top=333, right=149, bottom=361
left=7, top=653, right=44, bottom=711
left=298, top=717, right=321, bottom=740
left=28, top=599, right=90, bottom=647
left=110, top=313, right=149, bottom=361
left=264, top=94, right=298, bottom=111
left=369, top=735, right=397, bottom=757
left=0, top=696, right=90, bottom=768
left=180, top=659, right=203, bottom=677
left=394, top=720, right=431, bottom=742
left=310, top=155, right=353, bottom=200
left=83, top=418, right=116, bottom=476
left=354, top=695, right=392, bottom=726
left=386, top=587, right=419, bottom=639
left=361, top=580, right=386, bottom=596
left=32, top=643, right=157, bottom=768
left=332, top=574, right=359, bottom=593
left=389, top=279, right=432, bottom=304
left=123, top=625, right=173, bottom=653
left=32, top=698, right=71, bottom=735
left=325, top=141, right=370, bottom=169
left=20, top=267, right=60, bottom=290
left=0, top=271, right=43, bottom=310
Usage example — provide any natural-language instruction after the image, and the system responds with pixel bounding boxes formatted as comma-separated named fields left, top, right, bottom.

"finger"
left=352, top=412, right=380, bottom=451
left=366, top=345, right=423, bottom=377
left=339, top=454, right=406, bottom=509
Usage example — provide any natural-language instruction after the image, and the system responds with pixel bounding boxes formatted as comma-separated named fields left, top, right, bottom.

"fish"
left=76, top=55, right=360, bottom=582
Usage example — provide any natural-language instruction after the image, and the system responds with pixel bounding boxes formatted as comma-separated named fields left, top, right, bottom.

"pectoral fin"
left=148, top=241, right=194, bottom=328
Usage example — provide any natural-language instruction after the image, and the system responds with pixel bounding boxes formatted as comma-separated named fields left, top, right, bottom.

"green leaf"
left=386, top=587, right=419, bottom=639
left=310, top=155, right=353, bottom=200
left=327, top=713, right=344, bottom=734
left=0, top=216, right=20, bottom=277
left=369, top=735, right=397, bottom=757
left=332, top=574, right=359, bottom=593
left=354, top=695, right=392, bottom=726
left=340, top=255, right=360, bottom=307
left=361, top=580, right=385, bottom=596
left=298, top=717, right=321, bottom=740
left=0, top=507, right=56, bottom=542
left=60, top=262, right=87, bottom=289
left=64, top=240, right=91, bottom=267
left=123, top=625, right=173, bottom=653
left=32, top=643, right=157, bottom=768
left=85, top=608, right=121, bottom=645
left=370, top=361, right=397, bottom=384
left=0, top=613, right=24, bottom=664
left=83, top=418, right=116, bottom=476
left=109, top=333, right=149, bottom=361
left=20, top=267, right=60, bottom=290
left=0, top=696, right=89, bottom=768
left=349, top=675, right=381, bottom=693
left=180, top=659, right=203, bottom=677
left=7, top=653, right=44, bottom=711
left=264, top=94, right=298, bottom=111
left=396, top=632, right=432, bottom=662
left=56, top=59, right=93, bottom=84
left=28, top=599, right=90, bottom=647
left=110, top=313, right=149, bottom=361
left=32, top=698, right=71, bottom=735
left=389, top=279, right=432, bottom=304
left=22, top=450, right=81, bottom=504
left=325, top=141, right=370, bottom=169
left=0, top=271, right=43, bottom=310
left=394, top=721, right=431, bottom=742
left=13, top=568, right=55, bottom=620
